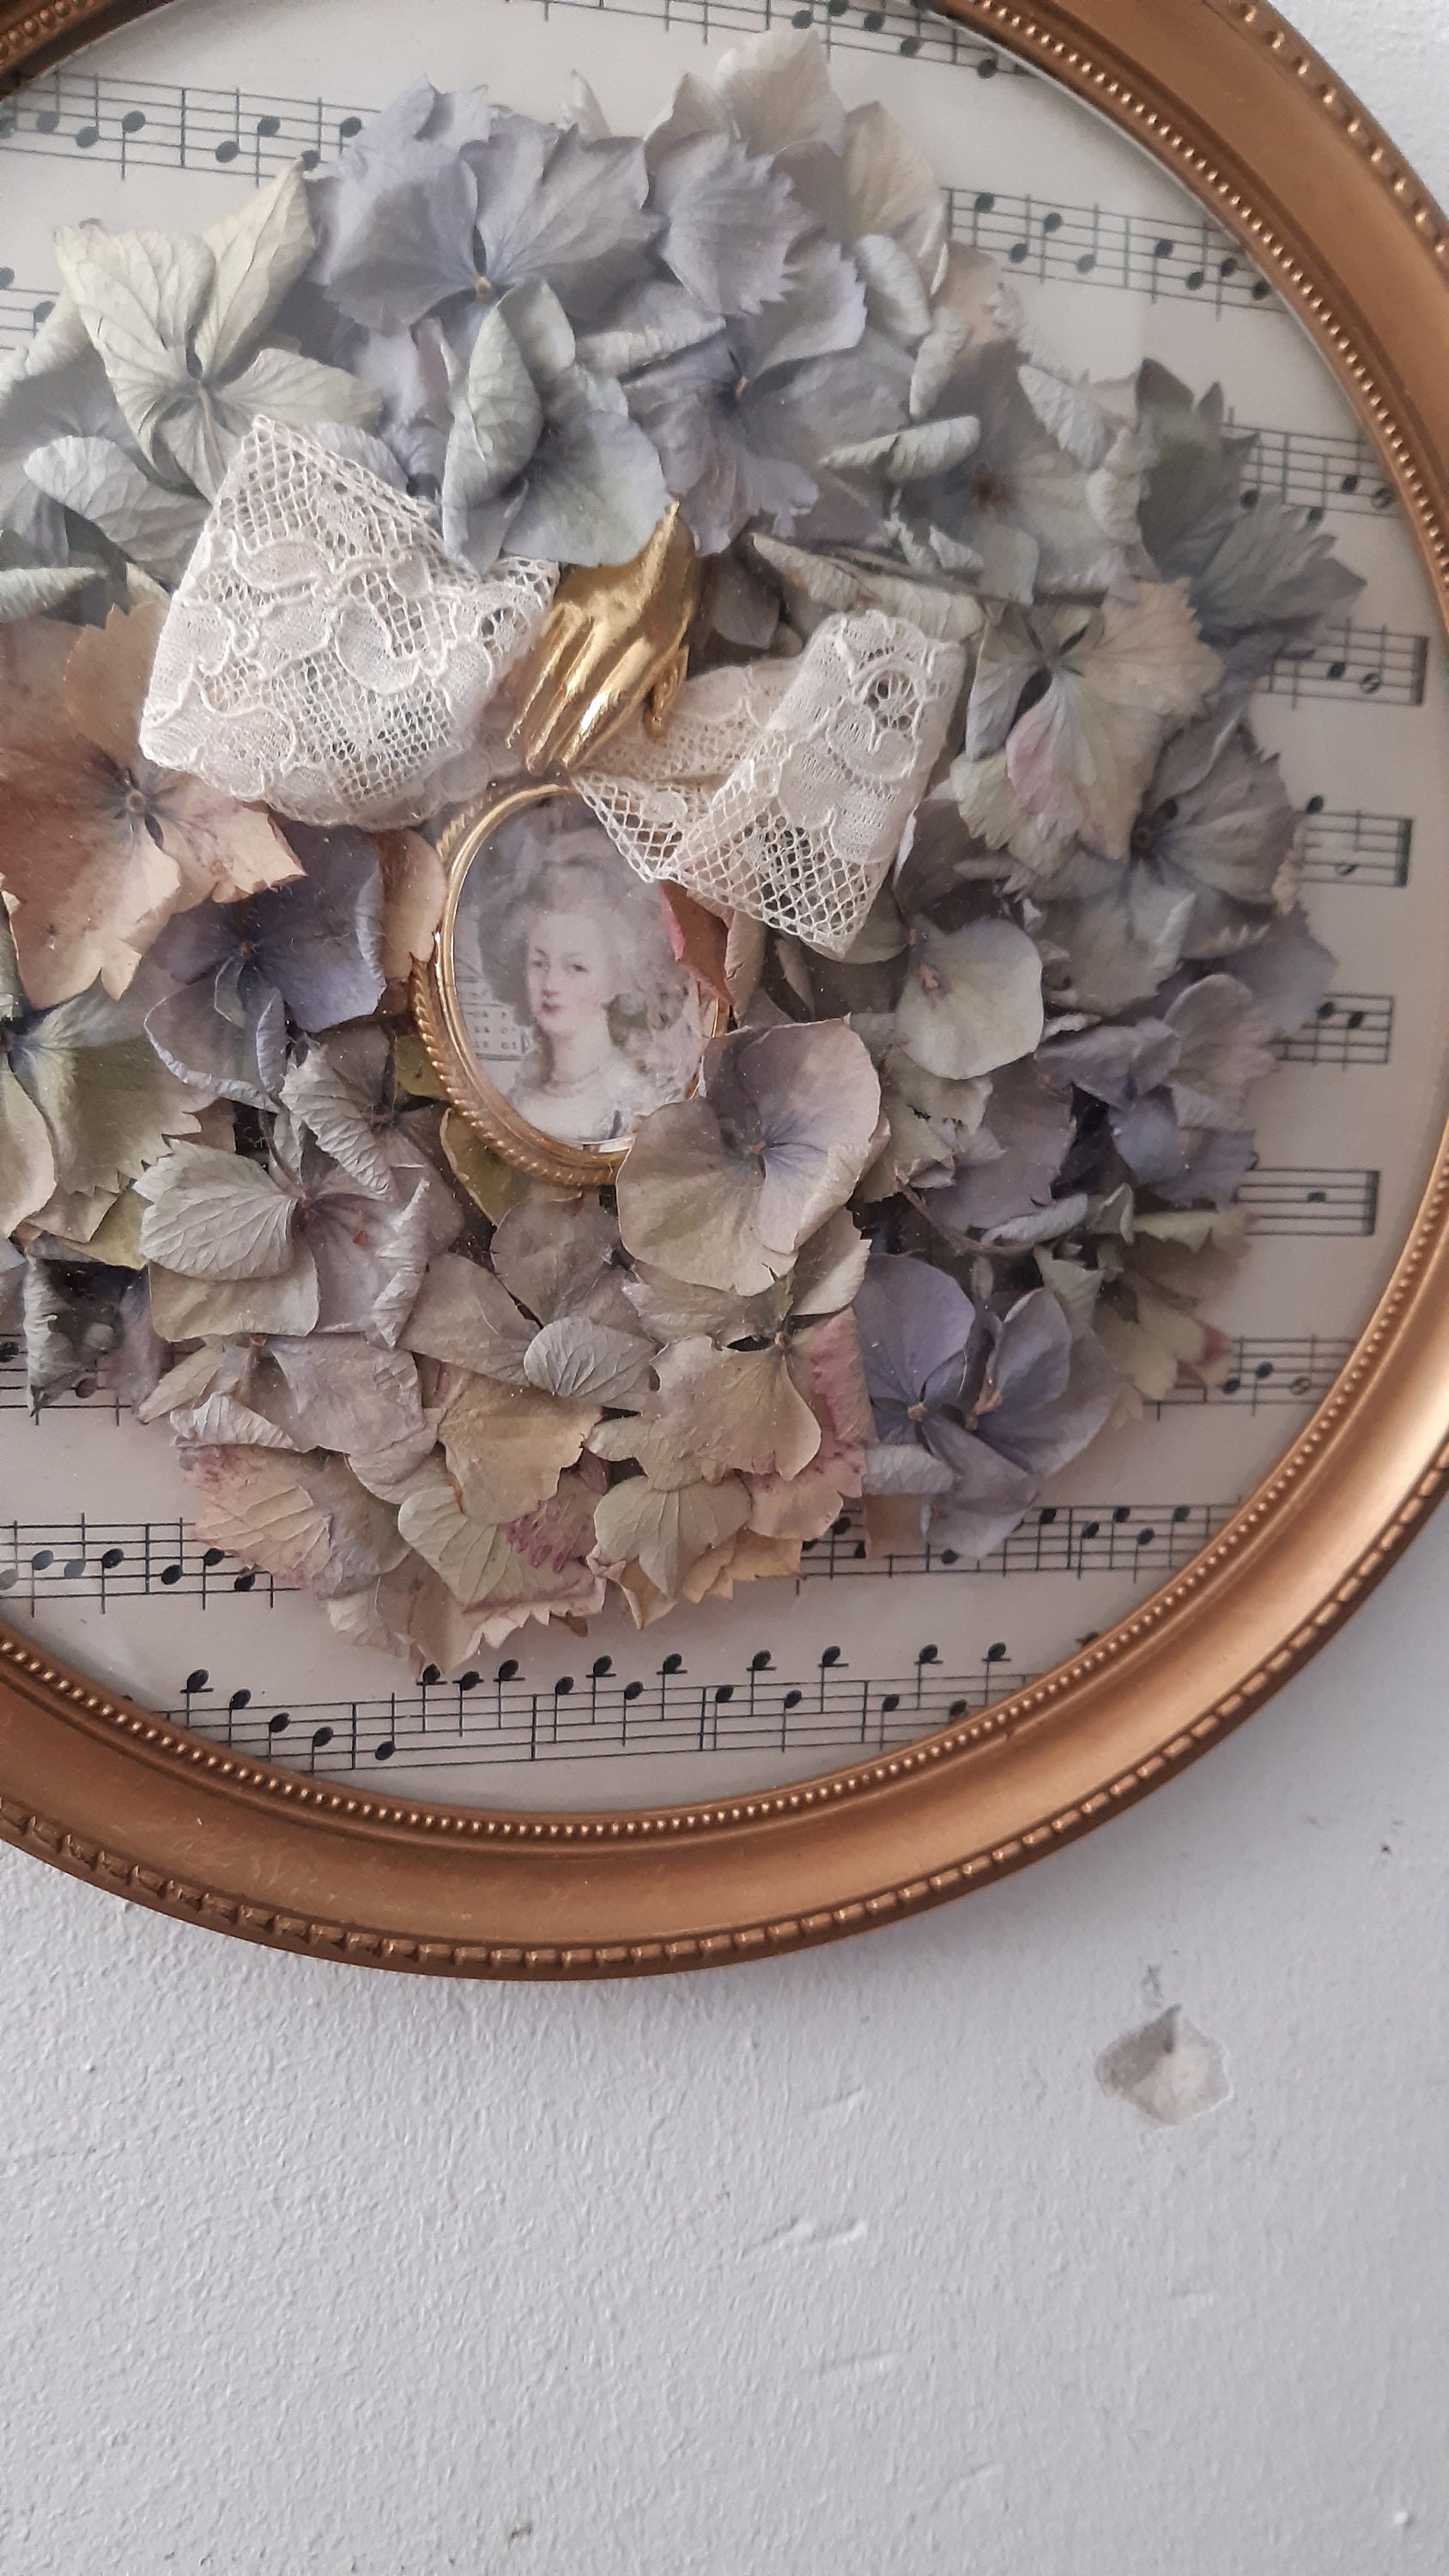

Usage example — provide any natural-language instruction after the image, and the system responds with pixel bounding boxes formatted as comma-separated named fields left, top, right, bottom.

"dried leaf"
left=439, top=1110, right=530, bottom=1218
left=752, top=533, right=985, bottom=646
left=26, top=434, right=208, bottom=581
left=280, top=1029, right=395, bottom=1197
left=827, top=416, right=979, bottom=483
left=995, top=589, right=1222, bottom=864
left=0, top=561, right=94, bottom=619
left=791, top=1209, right=870, bottom=1318
left=445, top=301, right=545, bottom=520
left=442, top=1369, right=597, bottom=1522
left=622, top=1261, right=787, bottom=1348
left=168, top=1391, right=301, bottom=1449
left=395, top=1458, right=513, bottom=1606
left=652, top=127, right=809, bottom=316
left=377, top=830, right=446, bottom=983
left=895, top=918, right=1045, bottom=1080
left=591, top=1470, right=750, bottom=1598
left=489, top=1195, right=623, bottom=1324
left=136, top=1143, right=298, bottom=1279
left=197, top=161, right=317, bottom=380
left=714, top=30, right=845, bottom=158
left=147, top=1241, right=319, bottom=1341
left=180, top=1444, right=407, bottom=1597
left=653, top=1334, right=822, bottom=1480
left=258, top=1335, right=424, bottom=1455
left=402, top=1252, right=536, bottom=1383
left=53, top=222, right=210, bottom=462
left=523, top=1316, right=657, bottom=1407
left=0, top=1060, right=57, bottom=1236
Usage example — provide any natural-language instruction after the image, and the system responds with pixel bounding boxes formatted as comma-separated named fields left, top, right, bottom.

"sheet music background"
left=3, top=0, right=1446, bottom=1807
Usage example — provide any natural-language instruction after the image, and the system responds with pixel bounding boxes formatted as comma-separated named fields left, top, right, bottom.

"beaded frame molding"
left=1, top=0, right=1448, bottom=1978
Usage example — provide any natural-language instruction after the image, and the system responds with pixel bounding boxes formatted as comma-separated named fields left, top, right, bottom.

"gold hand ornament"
left=505, top=501, right=702, bottom=775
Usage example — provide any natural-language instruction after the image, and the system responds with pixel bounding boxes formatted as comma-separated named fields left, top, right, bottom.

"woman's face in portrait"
left=524, top=908, right=617, bottom=1044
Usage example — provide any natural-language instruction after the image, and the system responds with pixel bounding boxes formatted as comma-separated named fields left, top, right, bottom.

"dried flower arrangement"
left=0, top=31, right=1361, bottom=1671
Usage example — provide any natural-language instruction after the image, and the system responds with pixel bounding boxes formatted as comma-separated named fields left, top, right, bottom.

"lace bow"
left=140, top=418, right=967, bottom=955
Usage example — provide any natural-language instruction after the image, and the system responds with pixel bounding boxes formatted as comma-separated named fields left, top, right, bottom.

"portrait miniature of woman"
left=452, top=799, right=706, bottom=1155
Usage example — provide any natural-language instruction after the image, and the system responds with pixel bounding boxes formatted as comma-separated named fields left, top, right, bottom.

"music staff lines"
left=1299, top=808, right=1411, bottom=889
left=1274, top=994, right=1393, bottom=1071
left=1259, top=625, right=1428, bottom=708
left=0, top=1334, right=1345, bottom=1420
left=947, top=187, right=1274, bottom=313
left=801, top=1498, right=1227, bottom=1581
left=1235, top=422, right=1396, bottom=521
left=1150, top=1334, right=1352, bottom=1415
left=0, top=1362, right=122, bottom=1414
left=166, top=1644, right=1036, bottom=1774
left=1238, top=1168, right=1379, bottom=1237
left=0, top=10, right=1026, bottom=197
left=0, top=1498, right=1232, bottom=1609
left=0, top=65, right=1285, bottom=322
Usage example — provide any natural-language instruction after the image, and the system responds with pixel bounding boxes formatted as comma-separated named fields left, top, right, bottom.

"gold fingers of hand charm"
left=506, top=501, right=702, bottom=775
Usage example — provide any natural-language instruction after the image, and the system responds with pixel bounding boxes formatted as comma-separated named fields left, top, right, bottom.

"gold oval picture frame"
left=1, top=0, right=1447, bottom=1977
left=413, top=785, right=726, bottom=1188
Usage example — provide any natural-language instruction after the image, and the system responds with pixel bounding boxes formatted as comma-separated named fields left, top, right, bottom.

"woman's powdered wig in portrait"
left=475, top=801, right=696, bottom=1085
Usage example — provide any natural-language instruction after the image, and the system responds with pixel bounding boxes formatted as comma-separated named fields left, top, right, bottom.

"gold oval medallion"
left=413, top=783, right=726, bottom=1187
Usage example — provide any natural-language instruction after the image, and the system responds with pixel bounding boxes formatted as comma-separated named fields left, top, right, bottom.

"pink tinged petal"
left=61, top=597, right=164, bottom=771
left=153, top=780, right=301, bottom=908
left=377, top=829, right=446, bottom=982
left=179, top=1446, right=406, bottom=1597
left=791, top=1304, right=874, bottom=1477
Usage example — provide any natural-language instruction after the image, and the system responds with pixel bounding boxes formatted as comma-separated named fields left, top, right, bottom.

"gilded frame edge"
left=0, top=0, right=1446, bottom=1976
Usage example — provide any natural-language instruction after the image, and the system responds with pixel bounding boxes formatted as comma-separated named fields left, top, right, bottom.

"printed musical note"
left=0, top=44, right=1288, bottom=324
left=0, top=1518, right=279, bottom=1611
left=1234, top=1168, right=1379, bottom=1236
left=1259, top=624, right=1428, bottom=708
left=0, top=1324, right=1362, bottom=1424
left=1149, top=1334, right=1354, bottom=1414
left=0, top=7, right=1025, bottom=193
left=1235, top=421, right=1398, bottom=520
left=1274, top=993, right=1393, bottom=1070
left=797, top=1498, right=1230, bottom=1582
left=1298, top=806, right=1412, bottom=890
left=0, top=68, right=376, bottom=179
left=0, top=1497, right=1234, bottom=1609
left=0, top=1339, right=125, bottom=1415
left=166, top=1644, right=1041, bottom=1775
left=949, top=188, right=1274, bottom=312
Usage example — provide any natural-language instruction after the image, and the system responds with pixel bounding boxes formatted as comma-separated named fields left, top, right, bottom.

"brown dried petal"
left=591, top=1472, right=750, bottom=1600
left=441, top=1370, right=597, bottom=1522
left=652, top=1335, right=822, bottom=1481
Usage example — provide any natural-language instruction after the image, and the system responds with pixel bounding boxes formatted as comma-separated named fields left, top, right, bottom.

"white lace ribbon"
left=138, top=416, right=557, bottom=829
left=576, top=616, right=965, bottom=955
left=139, top=417, right=967, bottom=952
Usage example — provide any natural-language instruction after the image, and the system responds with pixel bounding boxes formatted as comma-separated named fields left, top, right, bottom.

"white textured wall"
left=3, top=8, right=1448, bottom=2570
